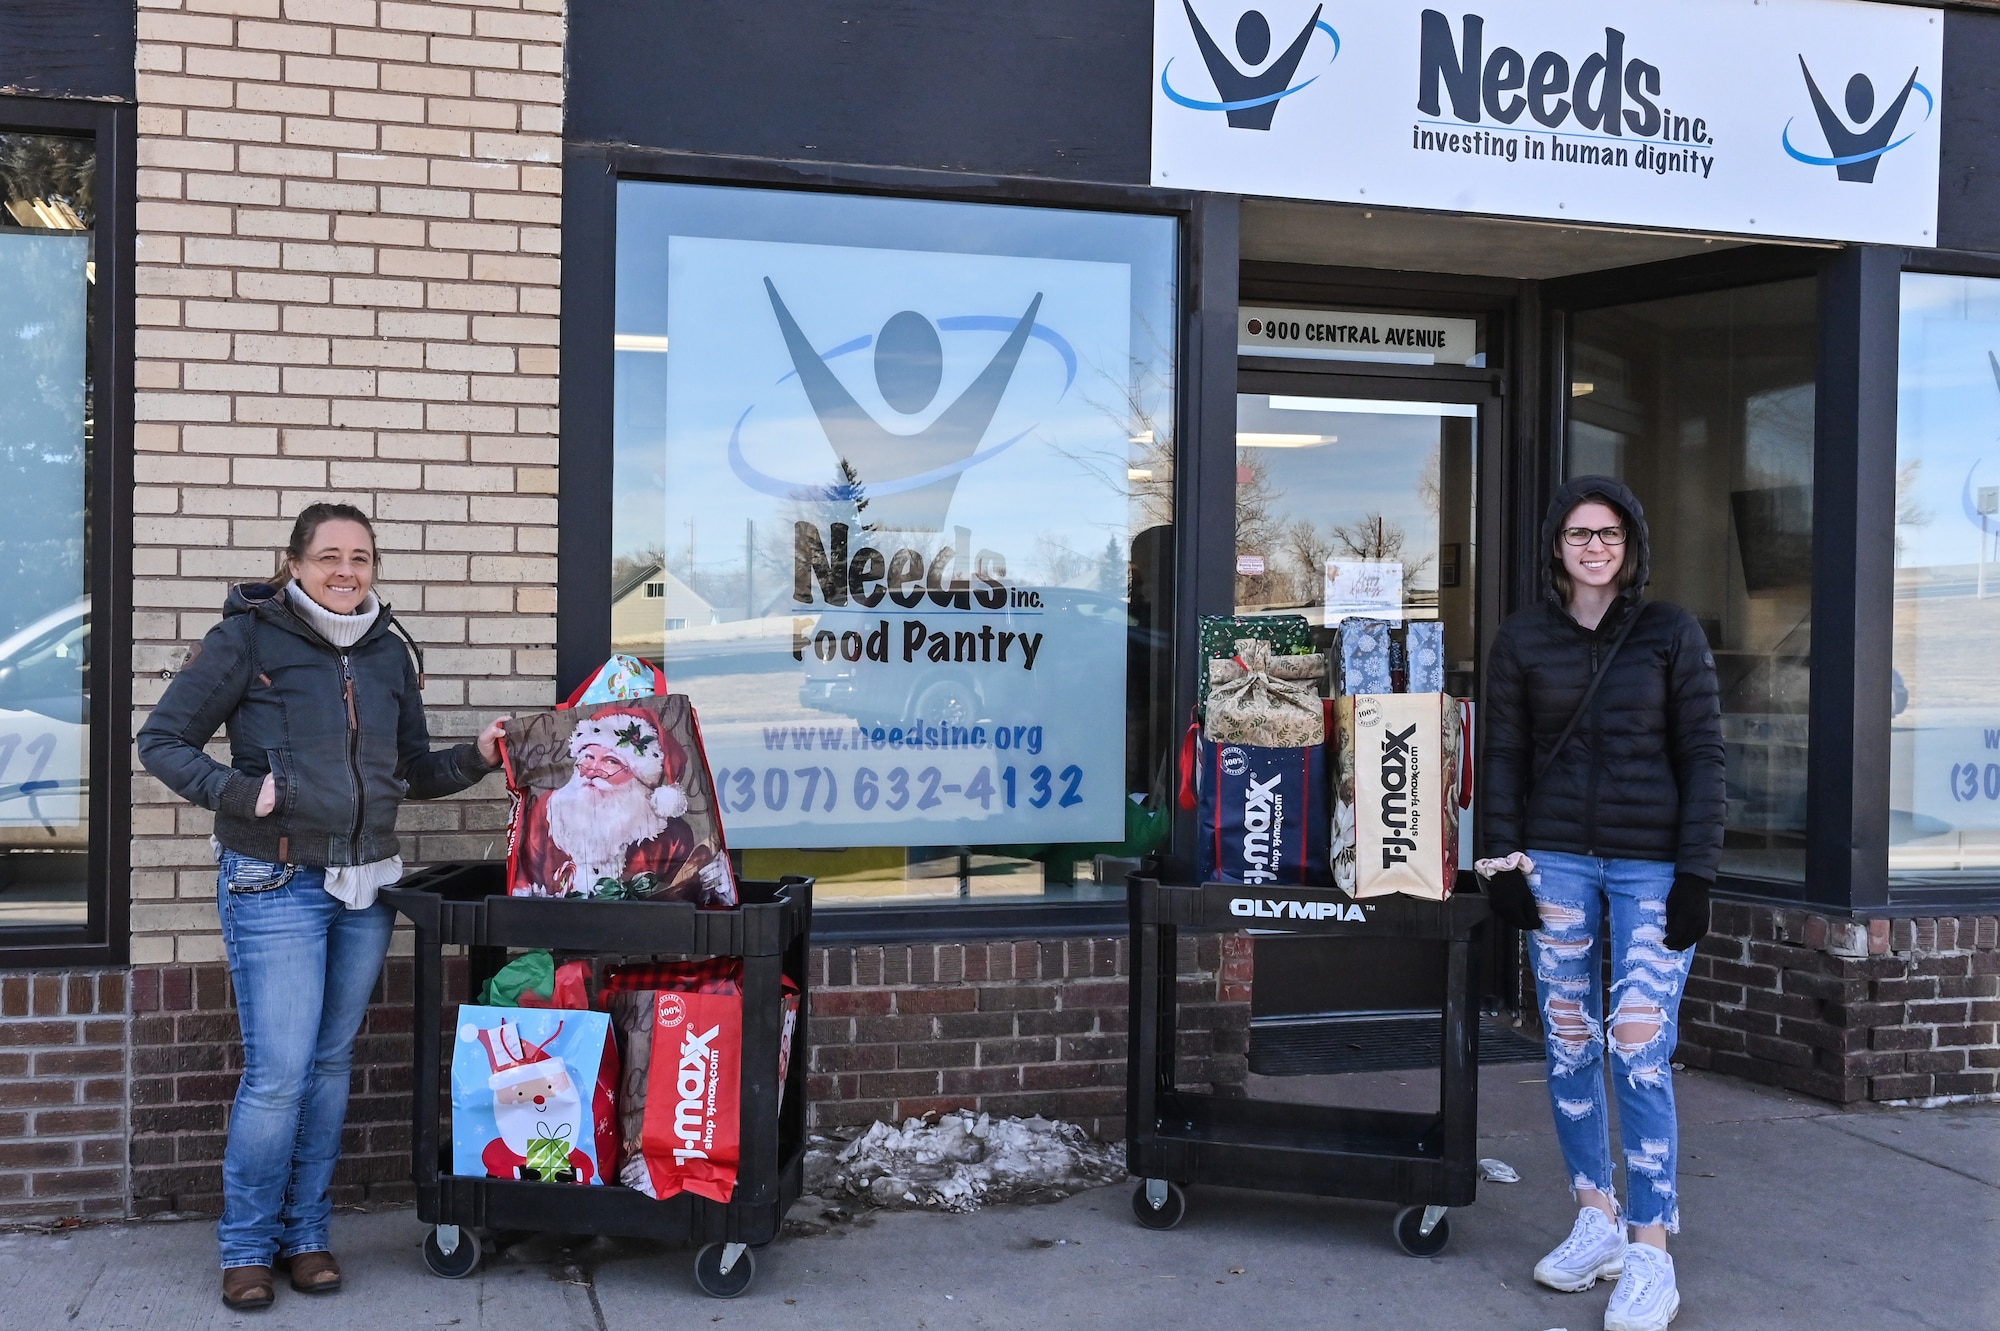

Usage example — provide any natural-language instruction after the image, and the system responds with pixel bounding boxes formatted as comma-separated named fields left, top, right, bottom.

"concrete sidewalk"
left=2, top=1067, right=1994, bottom=1331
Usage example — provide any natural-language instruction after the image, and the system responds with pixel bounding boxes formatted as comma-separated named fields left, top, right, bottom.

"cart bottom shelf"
left=417, top=1147, right=805, bottom=1248
left=1128, top=1091, right=1477, bottom=1208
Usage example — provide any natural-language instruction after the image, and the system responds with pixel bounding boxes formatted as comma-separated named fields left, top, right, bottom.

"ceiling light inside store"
left=1571, top=382, right=1595, bottom=397
left=4, top=196, right=86, bottom=230
left=1269, top=395, right=1477, bottom=418
left=1130, top=430, right=1155, bottom=444
left=614, top=334, right=670, bottom=352
left=1128, top=468, right=1154, bottom=480
left=1237, top=432, right=1337, bottom=448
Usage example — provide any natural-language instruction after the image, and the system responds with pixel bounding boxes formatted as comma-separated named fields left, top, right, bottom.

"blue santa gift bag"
left=452, top=1005, right=613, bottom=1185
left=1192, top=736, right=1330, bottom=887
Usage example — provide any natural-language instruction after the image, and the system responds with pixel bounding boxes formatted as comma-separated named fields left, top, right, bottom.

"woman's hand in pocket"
left=255, top=773, right=277, bottom=817
left=478, top=716, right=510, bottom=767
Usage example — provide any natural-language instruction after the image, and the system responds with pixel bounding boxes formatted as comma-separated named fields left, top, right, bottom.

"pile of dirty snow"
left=805, top=1111, right=1125, bottom=1213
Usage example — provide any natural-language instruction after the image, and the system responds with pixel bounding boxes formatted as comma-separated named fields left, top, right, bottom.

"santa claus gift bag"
left=452, top=1006, right=615, bottom=1185
left=501, top=690, right=737, bottom=905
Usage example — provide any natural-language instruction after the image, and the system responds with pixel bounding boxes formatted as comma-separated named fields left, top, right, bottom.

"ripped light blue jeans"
left=1527, top=850, right=1693, bottom=1233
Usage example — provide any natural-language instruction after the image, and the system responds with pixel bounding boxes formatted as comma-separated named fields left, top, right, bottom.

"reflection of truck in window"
left=795, top=587, right=1148, bottom=733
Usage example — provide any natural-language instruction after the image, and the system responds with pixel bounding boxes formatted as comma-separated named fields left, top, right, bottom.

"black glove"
left=1664, top=873, right=1711, bottom=951
left=1484, top=867, right=1542, bottom=932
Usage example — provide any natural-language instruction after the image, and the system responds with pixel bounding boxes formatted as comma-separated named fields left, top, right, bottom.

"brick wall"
left=127, top=957, right=445, bottom=1215
left=807, top=934, right=1253, bottom=1140
left=0, top=972, right=130, bottom=1222
left=127, top=0, right=565, bottom=968
left=1678, top=902, right=2000, bottom=1104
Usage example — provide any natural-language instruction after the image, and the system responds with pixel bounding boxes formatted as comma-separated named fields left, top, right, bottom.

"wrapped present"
left=1198, top=613, right=1315, bottom=711
left=1205, top=639, right=1326, bottom=749
left=452, top=1006, right=615, bottom=1185
left=1334, top=619, right=1447, bottom=695
left=1331, top=693, right=1471, bottom=900
left=1333, top=619, right=1394, bottom=695
left=1405, top=622, right=1445, bottom=694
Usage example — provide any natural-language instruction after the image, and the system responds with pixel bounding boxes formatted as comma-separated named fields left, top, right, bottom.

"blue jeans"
left=214, top=849, right=393, bottom=1269
left=1526, top=850, right=1693, bottom=1233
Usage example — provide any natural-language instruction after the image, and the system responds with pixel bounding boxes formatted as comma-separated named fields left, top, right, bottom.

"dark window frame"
left=0, top=95, right=135, bottom=968
left=558, top=146, right=1206, bottom=943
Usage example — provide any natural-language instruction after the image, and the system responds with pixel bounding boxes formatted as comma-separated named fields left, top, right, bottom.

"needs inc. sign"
left=1152, top=0, right=1943, bottom=245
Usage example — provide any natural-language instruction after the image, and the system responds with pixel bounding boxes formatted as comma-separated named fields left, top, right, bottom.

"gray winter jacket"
left=137, top=583, right=495, bottom=867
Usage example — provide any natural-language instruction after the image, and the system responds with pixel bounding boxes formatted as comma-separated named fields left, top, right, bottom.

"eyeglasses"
left=1560, top=526, right=1627, bottom=547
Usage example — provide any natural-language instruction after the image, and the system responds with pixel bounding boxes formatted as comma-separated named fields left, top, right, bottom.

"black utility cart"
left=383, top=863, right=812, bottom=1298
left=1125, top=877, right=1489, bottom=1255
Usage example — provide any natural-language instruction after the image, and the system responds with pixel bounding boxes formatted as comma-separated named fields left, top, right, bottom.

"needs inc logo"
left=729, top=280, right=1078, bottom=533
left=1783, top=58, right=1931, bottom=183
left=1163, top=1, right=1340, bottom=130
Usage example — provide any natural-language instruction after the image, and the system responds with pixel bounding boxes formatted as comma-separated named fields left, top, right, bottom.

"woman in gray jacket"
left=139, top=503, right=507, bottom=1310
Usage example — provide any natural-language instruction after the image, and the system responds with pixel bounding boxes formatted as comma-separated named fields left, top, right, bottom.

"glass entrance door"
left=1232, top=381, right=1483, bottom=696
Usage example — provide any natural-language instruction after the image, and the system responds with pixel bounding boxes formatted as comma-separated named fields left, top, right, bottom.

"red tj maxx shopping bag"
left=603, top=959, right=743, bottom=1204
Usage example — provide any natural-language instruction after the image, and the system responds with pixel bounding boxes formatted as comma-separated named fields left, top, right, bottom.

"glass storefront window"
left=1891, top=273, right=2000, bottom=880
left=1567, top=280, right=1817, bottom=884
left=0, top=131, right=95, bottom=930
left=1232, top=390, right=1480, bottom=695
left=611, top=183, right=1177, bottom=907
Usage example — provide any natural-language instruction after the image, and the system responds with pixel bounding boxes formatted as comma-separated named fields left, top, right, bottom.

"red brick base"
left=805, top=933, right=1253, bottom=1139
left=0, top=970, right=129, bottom=1221
left=10, top=902, right=1998, bottom=1222
left=1677, top=902, right=2000, bottom=1103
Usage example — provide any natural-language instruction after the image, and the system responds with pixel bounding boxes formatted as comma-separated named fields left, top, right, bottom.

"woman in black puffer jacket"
left=139, top=503, right=508, bottom=1311
left=1481, top=476, right=1724, bottom=1331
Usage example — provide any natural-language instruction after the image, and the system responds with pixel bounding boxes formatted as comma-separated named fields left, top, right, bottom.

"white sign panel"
left=660, top=238, right=1133, bottom=847
left=1241, top=305, right=1480, bottom=365
left=1325, top=559, right=1405, bottom=624
left=1153, top=0, right=1943, bottom=245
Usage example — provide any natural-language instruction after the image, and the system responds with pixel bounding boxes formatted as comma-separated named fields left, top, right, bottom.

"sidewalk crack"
left=1809, top=1115, right=2000, bottom=1190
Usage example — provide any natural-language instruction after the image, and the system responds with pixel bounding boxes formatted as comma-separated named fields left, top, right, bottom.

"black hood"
left=1540, top=474, right=1651, bottom=615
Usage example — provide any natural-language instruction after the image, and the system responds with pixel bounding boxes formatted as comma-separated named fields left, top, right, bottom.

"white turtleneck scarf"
left=282, top=581, right=404, bottom=910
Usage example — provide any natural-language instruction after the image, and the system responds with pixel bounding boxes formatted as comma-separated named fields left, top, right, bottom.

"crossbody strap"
left=1531, top=600, right=1650, bottom=791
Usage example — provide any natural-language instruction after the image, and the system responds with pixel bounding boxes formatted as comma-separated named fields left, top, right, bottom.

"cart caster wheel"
left=694, top=1241, right=756, bottom=1298
left=423, top=1225, right=482, bottom=1279
left=1392, top=1205, right=1451, bottom=1257
left=1131, top=1180, right=1186, bottom=1230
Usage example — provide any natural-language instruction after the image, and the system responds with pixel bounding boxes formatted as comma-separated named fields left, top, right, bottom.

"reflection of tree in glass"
left=0, top=135, right=95, bottom=229
left=612, top=544, right=665, bottom=589
left=1234, top=452, right=1283, bottom=604
left=1069, top=316, right=1175, bottom=531
left=1282, top=520, right=1333, bottom=608
left=1417, top=449, right=1442, bottom=517
left=1330, top=512, right=1435, bottom=590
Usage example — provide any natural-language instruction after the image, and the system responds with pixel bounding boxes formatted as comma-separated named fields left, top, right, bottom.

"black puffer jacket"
left=137, top=583, right=495, bottom=867
left=1483, top=477, right=1726, bottom=879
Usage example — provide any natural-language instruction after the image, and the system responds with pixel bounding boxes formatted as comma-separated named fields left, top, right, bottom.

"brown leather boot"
left=221, top=1265, right=274, bottom=1310
left=283, top=1250, right=342, bottom=1294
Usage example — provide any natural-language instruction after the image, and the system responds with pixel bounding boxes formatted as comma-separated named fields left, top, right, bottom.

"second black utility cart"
left=1125, top=877, right=1490, bottom=1255
left=382, top=862, right=812, bottom=1297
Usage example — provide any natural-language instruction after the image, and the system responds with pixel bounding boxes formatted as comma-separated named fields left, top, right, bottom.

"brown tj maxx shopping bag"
left=1331, top=693, right=1470, bottom=900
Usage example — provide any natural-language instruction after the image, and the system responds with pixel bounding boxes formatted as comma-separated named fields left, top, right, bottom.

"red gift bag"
left=500, top=691, right=737, bottom=905
left=603, top=960, right=744, bottom=1203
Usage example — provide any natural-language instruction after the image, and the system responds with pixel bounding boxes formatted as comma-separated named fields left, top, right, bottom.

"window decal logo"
left=727, top=280, right=1077, bottom=532
left=1782, top=58, right=1931, bottom=183
left=1162, top=2, right=1339, bottom=130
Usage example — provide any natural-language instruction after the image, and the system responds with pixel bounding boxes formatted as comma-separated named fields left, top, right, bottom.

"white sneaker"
left=1604, top=1242, right=1681, bottom=1331
left=1533, top=1206, right=1626, bottom=1292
